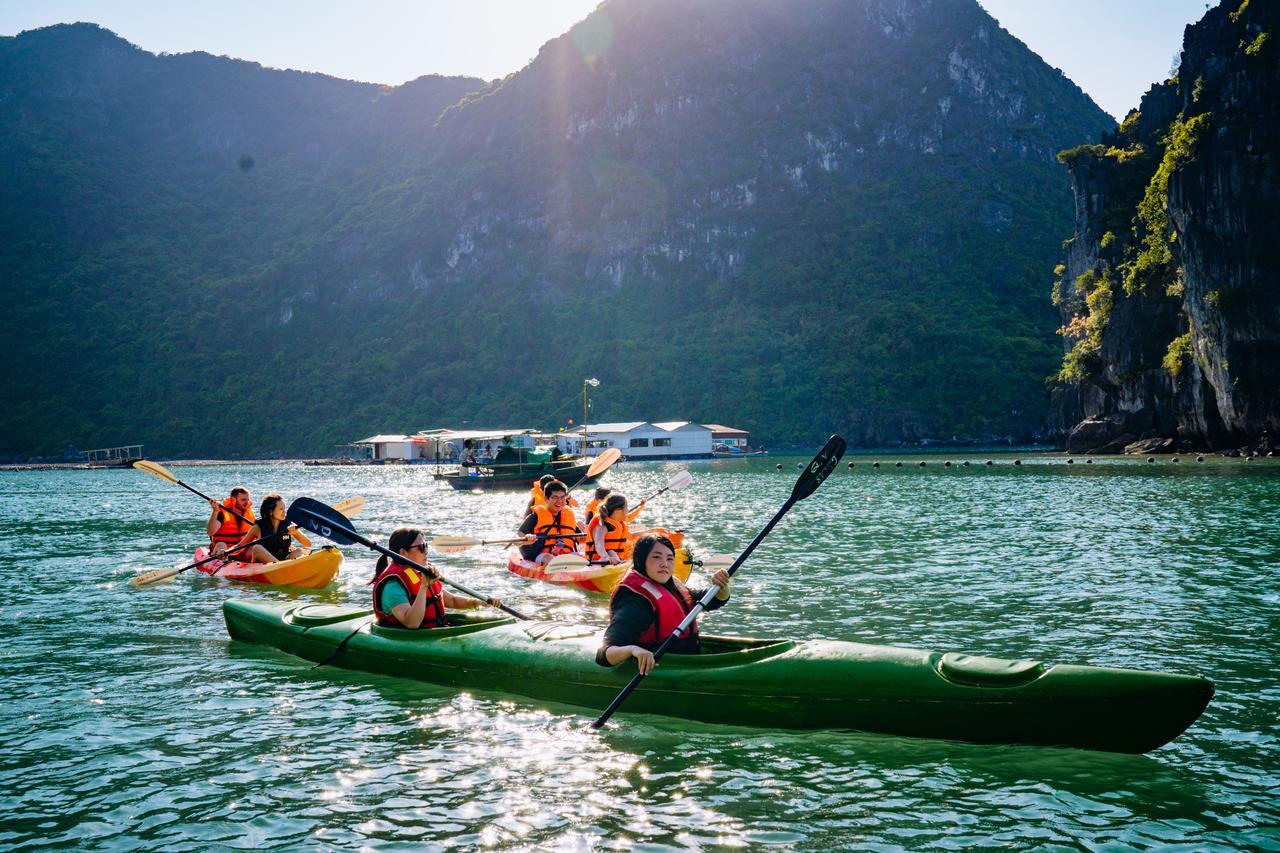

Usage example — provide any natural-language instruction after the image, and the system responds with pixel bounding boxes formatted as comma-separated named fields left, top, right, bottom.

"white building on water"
left=556, top=422, right=715, bottom=460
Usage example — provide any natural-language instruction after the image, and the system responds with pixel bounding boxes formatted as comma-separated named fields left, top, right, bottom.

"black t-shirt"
left=517, top=512, right=540, bottom=561
left=595, top=581, right=728, bottom=666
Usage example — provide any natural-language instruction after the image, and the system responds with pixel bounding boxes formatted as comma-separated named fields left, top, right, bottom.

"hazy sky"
left=0, top=0, right=1214, bottom=119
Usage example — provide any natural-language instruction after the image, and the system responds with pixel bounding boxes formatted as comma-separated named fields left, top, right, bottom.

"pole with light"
left=583, top=377, right=599, bottom=457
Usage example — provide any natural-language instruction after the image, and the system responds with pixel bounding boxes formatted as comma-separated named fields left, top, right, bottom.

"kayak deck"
left=224, top=600, right=1213, bottom=753
left=194, top=546, right=341, bottom=589
left=505, top=534, right=691, bottom=594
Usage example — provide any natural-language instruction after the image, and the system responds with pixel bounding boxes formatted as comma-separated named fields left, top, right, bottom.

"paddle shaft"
left=294, top=508, right=531, bottom=621
left=590, top=494, right=796, bottom=728
left=637, top=483, right=674, bottom=504
left=590, top=434, right=845, bottom=729
left=133, top=533, right=274, bottom=586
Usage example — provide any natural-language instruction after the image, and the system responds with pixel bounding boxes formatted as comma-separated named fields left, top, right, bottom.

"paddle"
left=287, top=497, right=531, bottom=621
left=564, top=448, right=622, bottom=494
left=432, top=533, right=587, bottom=554
left=545, top=553, right=631, bottom=572
left=132, top=459, right=313, bottom=545
left=129, top=534, right=275, bottom=587
left=545, top=552, right=734, bottom=574
left=128, top=495, right=364, bottom=588
left=591, top=434, right=846, bottom=730
left=635, top=470, right=694, bottom=505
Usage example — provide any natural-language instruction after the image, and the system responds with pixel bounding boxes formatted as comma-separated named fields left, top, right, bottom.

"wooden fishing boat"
left=434, top=459, right=597, bottom=491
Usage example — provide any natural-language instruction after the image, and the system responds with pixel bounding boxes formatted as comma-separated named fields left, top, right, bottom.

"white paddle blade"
left=132, top=459, right=178, bottom=484
left=430, top=535, right=484, bottom=554
left=333, top=496, right=366, bottom=518
left=130, top=566, right=181, bottom=588
left=667, top=470, right=693, bottom=491
left=545, top=553, right=590, bottom=571
left=700, top=554, right=736, bottom=571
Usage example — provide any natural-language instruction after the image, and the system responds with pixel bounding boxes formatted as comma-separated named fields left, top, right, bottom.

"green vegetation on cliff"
left=2, top=1, right=1115, bottom=458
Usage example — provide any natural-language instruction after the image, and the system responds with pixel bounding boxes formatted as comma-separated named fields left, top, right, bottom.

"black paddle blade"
left=287, top=496, right=358, bottom=545
left=789, top=435, right=847, bottom=502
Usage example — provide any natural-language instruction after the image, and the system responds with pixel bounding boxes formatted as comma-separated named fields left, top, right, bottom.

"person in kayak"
left=207, top=486, right=253, bottom=557
left=371, top=528, right=499, bottom=628
left=526, top=473, right=579, bottom=517
left=597, top=534, right=731, bottom=673
left=519, top=480, right=580, bottom=564
left=586, top=493, right=633, bottom=565
left=230, top=493, right=305, bottom=563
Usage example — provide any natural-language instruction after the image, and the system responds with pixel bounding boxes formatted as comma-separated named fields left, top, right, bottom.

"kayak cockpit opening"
left=523, top=621, right=598, bottom=641
left=370, top=611, right=516, bottom=639
left=657, top=634, right=797, bottom=667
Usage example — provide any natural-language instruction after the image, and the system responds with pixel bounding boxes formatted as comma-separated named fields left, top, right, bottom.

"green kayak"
left=223, top=600, right=1213, bottom=753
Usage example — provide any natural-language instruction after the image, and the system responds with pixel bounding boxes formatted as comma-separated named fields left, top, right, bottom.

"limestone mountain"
left=2, top=1, right=1113, bottom=458
left=1055, top=0, right=1278, bottom=453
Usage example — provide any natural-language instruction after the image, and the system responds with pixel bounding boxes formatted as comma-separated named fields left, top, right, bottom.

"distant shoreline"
left=5, top=449, right=1266, bottom=473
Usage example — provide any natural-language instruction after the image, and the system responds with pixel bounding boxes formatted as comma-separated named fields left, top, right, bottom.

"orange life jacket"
left=614, top=570, right=699, bottom=650
left=531, top=505, right=578, bottom=556
left=586, top=515, right=631, bottom=562
left=372, top=563, right=447, bottom=629
left=211, top=498, right=255, bottom=546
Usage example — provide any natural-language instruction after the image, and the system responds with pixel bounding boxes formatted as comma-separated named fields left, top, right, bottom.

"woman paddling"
left=230, top=493, right=305, bottom=564
left=372, top=528, right=500, bottom=629
left=597, top=534, right=730, bottom=673
left=586, top=493, right=633, bottom=565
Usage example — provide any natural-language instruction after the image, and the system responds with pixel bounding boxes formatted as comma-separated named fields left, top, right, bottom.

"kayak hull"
left=434, top=460, right=597, bottom=490
left=194, top=546, right=341, bottom=589
left=504, top=529, right=690, bottom=594
left=224, top=600, right=1213, bottom=753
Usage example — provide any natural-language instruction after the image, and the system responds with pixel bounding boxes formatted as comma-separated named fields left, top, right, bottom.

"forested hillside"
left=1, top=0, right=1114, bottom=458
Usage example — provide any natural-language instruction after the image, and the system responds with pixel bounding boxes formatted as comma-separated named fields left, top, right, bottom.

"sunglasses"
left=408, top=541, right=427, bottom=552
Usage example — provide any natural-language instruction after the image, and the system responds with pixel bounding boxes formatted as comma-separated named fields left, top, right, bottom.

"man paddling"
left=207, top=486, right=254, bottom=557
left=518, top=480, right=580, bottom=565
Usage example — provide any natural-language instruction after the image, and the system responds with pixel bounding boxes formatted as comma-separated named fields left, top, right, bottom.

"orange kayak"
left=505, top=529, right=690, bottom=594
left=193, top=546, right=341, bottom=589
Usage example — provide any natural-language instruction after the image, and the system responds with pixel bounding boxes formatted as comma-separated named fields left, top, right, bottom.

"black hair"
left=543, top=479, right=567, bottom=497
left=631, top=534, right=676, bottom=581
left=258, top=493, right=285, bottom=540
left=600, top=492, right=627, bottom=522
left=593, top=486, right=612, bottom=501
left=374, top=527, right=426, bottom=580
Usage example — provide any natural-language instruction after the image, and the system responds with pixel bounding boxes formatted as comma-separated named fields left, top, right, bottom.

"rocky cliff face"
left=1055, top=0, right=1279, bottom=453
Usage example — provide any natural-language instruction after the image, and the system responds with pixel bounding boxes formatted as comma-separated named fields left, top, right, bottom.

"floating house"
left=351, top=434, right=427, bottom=461
left=703, top=424, right=751, bottom=449
left=556, top=422, right=714, bottom=460
left=353, top=430, right=538, bottom=462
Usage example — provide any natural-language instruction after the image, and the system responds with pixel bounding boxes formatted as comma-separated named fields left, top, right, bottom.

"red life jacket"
left=615, top=570, right=699, bottom=648
left=586, top=516, right=631, bottom=562
left=531, top=505, right=578, bottom=556
left=372, top=563, right=447, bottom=628
left=211, top=498, right=255, bottom=546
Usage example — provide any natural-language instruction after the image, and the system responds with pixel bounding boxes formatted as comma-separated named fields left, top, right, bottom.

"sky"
left=0, top=0, right=1215, bottom=119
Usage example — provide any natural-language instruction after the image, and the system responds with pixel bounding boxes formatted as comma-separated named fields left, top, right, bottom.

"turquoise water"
left=1, top=455, right=1277, bottom=849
